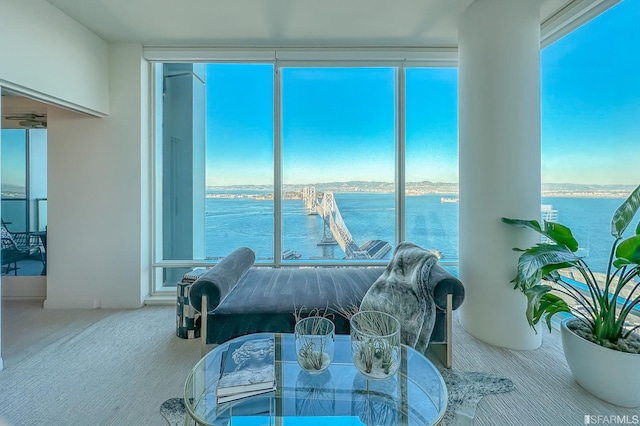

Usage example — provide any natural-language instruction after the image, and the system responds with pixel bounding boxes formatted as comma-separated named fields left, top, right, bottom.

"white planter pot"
left=561, top=318, right=640, bottom=407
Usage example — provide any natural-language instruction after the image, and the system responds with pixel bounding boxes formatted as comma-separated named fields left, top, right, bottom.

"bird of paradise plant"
left=502, top=184, right=640, bottom=350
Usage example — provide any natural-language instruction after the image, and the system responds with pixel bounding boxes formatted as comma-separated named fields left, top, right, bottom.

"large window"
left=206, top=64, right=274, bottom=261
left=1, top=128, right=47, bottom=233
left=540, top=1, right=640, bottom=324
left=281, top=67, right=396, bottom=261
left=405, top=68, right=459, bottom=260
left=153, top=60, right=460, bottom=289
left=1, top=130, right=27, bottom=230
left=541, top=1, right=640, bottom=273
left=1, top=128, right=48, bottom=276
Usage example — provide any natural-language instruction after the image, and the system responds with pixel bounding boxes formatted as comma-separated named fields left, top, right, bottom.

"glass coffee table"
left=184, top=333, right=447, bottom=425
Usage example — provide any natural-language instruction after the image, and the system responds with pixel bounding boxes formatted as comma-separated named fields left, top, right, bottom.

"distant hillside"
left=1, top=183, right=26, bottom=197
left=208, top=181, right=459, bottom=195
left=205, top=181, right=635, bottom=198
left=541, top=183, right=636, bottom=198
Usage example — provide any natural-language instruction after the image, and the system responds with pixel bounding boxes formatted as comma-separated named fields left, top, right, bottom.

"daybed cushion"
left=205, top=267, right=384, bottom=343
left=190, top=246, right=255, bottom=312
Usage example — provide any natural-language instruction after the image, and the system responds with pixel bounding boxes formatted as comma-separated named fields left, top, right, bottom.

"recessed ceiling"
left=1, top=90, right=48, bottom=129
left=45, top=0, right=597, bottom=47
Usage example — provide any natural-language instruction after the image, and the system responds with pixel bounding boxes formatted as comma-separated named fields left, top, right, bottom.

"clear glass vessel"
left=294, top=316, right=335, bottom=374
left=350, top=310, right=401, bottom=380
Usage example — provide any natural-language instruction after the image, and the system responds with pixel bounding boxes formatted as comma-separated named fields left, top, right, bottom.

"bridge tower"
left=318, top=192, right=337, bottom=246
left=302, top=186, right=318, bottom=215
left=300, top=186, right=377, bottom=259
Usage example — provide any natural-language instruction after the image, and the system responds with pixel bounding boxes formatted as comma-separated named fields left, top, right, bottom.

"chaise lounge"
left=190, top=244, right=465, bottom=366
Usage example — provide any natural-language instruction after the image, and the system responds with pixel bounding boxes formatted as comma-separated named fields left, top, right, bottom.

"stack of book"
left=216, top=335, right=276, bottom=404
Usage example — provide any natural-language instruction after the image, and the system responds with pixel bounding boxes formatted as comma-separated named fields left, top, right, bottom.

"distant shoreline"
left=541, top=191, right=627, bottom=198
left=204, top=182, right=635, bottom=200
left=205, top=189, right=631, bottom=200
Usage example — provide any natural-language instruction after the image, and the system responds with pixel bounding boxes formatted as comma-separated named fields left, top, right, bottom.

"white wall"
left=44, top=44, right=149, bottom=309
left=0, top=0, right=109, bottom=116
left=0, top=2, right=148, bottom=312
left=2, top=277, right=46, bottom=299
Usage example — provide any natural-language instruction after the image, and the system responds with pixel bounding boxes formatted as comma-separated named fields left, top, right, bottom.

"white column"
left=458, top=0, right=542, bottom=349
left=161, top=63, right=206, bottom=286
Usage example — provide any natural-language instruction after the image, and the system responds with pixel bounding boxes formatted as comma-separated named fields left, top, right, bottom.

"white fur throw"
left=360, top=241, right=439, bottom=356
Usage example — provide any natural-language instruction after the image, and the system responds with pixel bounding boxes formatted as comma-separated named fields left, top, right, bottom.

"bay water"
left=205, top=192, right=627, bottom=274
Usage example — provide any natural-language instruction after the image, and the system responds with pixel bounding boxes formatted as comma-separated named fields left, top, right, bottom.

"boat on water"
left=440, top=197, right=459, bottom=203
left=282, top=249, right=302, bottom=260
left=360, top=239, right=391, bottom=259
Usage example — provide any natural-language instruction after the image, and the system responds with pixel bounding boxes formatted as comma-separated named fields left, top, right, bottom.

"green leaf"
left=613, top=258, right=634, bottom=268
left=542, top=222, right=580, bottom=252
left=502, top=218, right=543, bottom=233
left=523, top=287, right=571, bottom=332
left=502, top=217, right=579, bottom=252
left=523, top=284, right=553, bottom=329
left=615, top=235, right=640, bottom=265
left=611, top=184, right=640, bottom=239
left=513, top=244, right=581, bottom=291
left=539, top=293, right=571, bottom=332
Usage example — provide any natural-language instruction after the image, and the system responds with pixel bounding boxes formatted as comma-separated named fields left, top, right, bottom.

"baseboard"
left=1, top=276, right=46, bottom=299
left=145, top=295, right=176, bottom=305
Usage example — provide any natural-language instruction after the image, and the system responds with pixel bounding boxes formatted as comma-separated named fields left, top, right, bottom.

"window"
left=540, top=1, right=640, bottom=325
left=206, top=64, right=274, bottom=261
left=541, top=1, right=640, bottom=273
left=405, top=68, right=459, bottom=261
left=1, top=130, right=27, bottom=230
left=152, top=59, right=460, bottom=290
left=281, top=67, right=396, bottom=261
left=1, top=128, right=48, bottom=276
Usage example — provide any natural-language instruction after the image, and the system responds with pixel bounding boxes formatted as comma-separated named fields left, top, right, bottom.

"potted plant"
left=501, top=183, right=640, bottom=407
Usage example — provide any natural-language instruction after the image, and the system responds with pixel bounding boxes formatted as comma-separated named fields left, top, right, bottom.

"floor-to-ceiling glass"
left=281, top=67, right=396, bottom=261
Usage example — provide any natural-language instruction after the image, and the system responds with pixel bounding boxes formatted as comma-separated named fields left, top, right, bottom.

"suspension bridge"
left=302, top=186, right=390, bottom=260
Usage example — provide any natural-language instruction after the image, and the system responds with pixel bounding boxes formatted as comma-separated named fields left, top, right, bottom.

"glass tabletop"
left=185, top=333, right=447, bottom=426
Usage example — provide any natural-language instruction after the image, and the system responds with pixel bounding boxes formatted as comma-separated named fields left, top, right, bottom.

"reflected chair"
left=1, top=224, right=45, bottom=275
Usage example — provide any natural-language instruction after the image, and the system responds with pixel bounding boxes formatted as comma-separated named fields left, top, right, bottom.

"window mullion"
left=396, top=65, right=406, bottom=245
left=274, top=65, right=283, bottom=267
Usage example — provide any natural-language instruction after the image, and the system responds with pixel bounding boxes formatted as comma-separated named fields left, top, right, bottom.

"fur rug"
left=159, top=398, right=186, bottom=426
left=160, top=370, right=514, bottom=426
left=438, top=368, right=514, bottom=425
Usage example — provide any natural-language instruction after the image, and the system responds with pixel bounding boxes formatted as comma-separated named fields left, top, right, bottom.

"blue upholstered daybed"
left=190, top=245, right=465, bottom=367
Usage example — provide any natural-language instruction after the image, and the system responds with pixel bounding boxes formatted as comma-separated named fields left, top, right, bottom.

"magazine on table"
left=216, top=384, right=276, bottom=404
left=216, top=335, right=276, bottom=400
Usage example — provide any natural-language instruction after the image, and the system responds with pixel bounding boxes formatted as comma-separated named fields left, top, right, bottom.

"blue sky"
left=541, top=0, right=640, bottom=184
left=205, top=0, right=639, bottom=186
left=1, top=130, right=26, bottom=187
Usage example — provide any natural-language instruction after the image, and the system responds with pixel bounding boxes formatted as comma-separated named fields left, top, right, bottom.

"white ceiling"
left=2, top=0, right=618, bottom=127
left=45, top=0, right=588, bottom=47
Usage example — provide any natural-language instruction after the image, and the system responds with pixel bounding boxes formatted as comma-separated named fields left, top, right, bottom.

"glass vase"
left=350, top=310, right=401, bottom=380
left=295, top=316, right=335, bottom=374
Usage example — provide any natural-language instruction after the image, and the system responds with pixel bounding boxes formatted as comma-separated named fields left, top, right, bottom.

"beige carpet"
left=449, top=313, right=639, bottom=425
left=0, top=300, right=200, bottom=426
left=1, top=300, right=637, bottom=425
